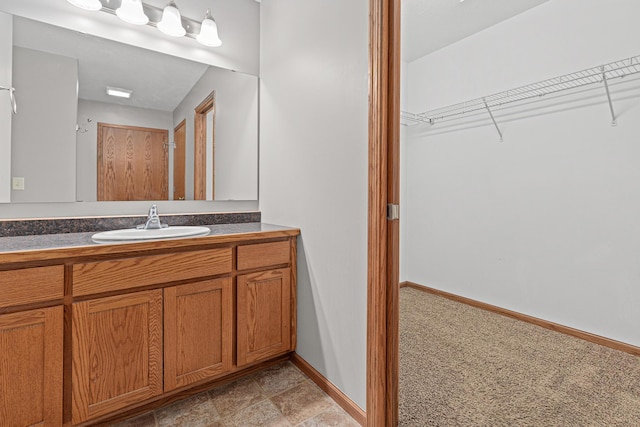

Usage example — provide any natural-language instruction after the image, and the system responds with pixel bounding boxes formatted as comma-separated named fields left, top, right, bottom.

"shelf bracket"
left=0, top=86, right=16, bottom=115
left=483, top=98, right=503, bottom=142
left=601, top=66, right=617, bottom=127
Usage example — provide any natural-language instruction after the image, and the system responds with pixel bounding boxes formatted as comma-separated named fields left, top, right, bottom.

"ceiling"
left=4, top=0, right=260, bottom=111
left=402, top=0, right=550, bottom=62
left=13, top=16, right=209, bottom=111
left=10, top=0, right=554, bottom=108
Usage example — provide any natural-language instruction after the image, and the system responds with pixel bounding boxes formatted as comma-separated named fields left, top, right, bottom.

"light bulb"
left=67, top=0, right=102, bottom=11
left=157, top=1, right=186, bottom=37
left=196, top=9, right=222, bottom=47
left=116, top=0, right=149, bottom=25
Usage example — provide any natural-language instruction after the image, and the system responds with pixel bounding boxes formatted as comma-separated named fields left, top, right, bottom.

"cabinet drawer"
left=237, top=241, right=290, bottom=271
left=0, top=266, right=64, bottom=309
left=73, top=248, right=232, bottom=296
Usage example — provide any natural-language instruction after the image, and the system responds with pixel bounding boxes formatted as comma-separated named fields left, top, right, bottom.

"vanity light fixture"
left=66, top=0, right=102, bottom=11
left=196, top=9, right=222, bottom=47
left=65, top=0, right=223, bottom=47
left=157, top=1, right=186, bottom=37
left=106, top=86, right=133, bottom=99
left=116, top=0, right=149, bottom=25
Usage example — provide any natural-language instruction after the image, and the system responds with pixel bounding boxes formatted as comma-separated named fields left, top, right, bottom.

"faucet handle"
left=137, top=204, right=167, bottom=229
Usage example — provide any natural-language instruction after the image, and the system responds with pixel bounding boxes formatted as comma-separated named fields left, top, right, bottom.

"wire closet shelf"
left=402, top=54, right=640, bottom=130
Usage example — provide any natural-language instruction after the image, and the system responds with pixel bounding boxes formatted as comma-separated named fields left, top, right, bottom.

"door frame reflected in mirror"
left=193, top=91, right=216, bottom=201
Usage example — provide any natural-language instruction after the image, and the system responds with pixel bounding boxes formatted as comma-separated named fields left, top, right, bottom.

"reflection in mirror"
left=8, top=15, right=258, bottom=203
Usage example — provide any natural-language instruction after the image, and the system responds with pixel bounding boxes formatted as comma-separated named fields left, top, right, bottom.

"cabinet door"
left=0, top=306, right=63, bottom=426
left=164, top=278, right=233, bottom=391
left=237, top=269, right=291, bottom=366
left=72, top=290, right=163, bottom=424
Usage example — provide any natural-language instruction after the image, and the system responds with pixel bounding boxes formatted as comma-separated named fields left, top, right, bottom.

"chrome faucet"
left=137, top=204, right=168, bottom=230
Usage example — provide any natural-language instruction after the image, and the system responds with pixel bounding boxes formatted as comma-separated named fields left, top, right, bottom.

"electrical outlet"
left=12, top=177, right=25, bottom=190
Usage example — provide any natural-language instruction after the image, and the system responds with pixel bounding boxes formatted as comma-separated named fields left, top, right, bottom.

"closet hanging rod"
left=413, top=54, right=640, bottom=123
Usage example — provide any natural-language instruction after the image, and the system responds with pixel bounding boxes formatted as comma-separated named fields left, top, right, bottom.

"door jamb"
left=367, top=0, right=401, bottom=425
left=194, top=92, right=216, bottom=200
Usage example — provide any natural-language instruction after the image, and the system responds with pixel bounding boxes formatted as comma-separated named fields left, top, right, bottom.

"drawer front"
left=73, top=248, right=232, bottom=296
left=237, top=240, right=291, bottom=271
left=0, top=266, right=64, bottom=309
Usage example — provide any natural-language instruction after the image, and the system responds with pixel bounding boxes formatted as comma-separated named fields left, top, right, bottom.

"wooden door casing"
left=173, top=120, right=186, bottom=200
left=0, top=306, right=63, bottom=427
left=71, top=290, right=163, bottom=424
left=237, top=268, right=291, bottom=366
left=164, top=278, right=233, bottom=391
left=97, top=123, right=169, bottom=201
left=368, top=0, right=401, bottom=425
left=193, top=92, right=215, bottom=200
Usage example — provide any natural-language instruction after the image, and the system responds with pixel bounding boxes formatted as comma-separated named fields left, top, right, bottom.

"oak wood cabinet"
left=237, top=268, right=292, bottom=366
left=164, top=278, right=233, bottom=391
left=0, top=306, right=63, bottom=427
left=0, top=228, right=298, bottom=426
left=236, top=240, right=295, bottom=367
left=71, top=290, right=163, bottom=424
left=0, top=265, right=64, bottom=426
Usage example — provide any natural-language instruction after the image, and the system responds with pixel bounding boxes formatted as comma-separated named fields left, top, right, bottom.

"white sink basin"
left=92, top=226, right=210, bottom=243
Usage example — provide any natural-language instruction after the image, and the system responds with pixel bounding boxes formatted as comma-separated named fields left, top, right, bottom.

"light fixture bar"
left=69, top=0, right=222, bottom=46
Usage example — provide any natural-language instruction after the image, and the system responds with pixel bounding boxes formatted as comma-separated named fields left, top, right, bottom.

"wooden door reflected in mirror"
left=97, top=123, right=168, bottom=201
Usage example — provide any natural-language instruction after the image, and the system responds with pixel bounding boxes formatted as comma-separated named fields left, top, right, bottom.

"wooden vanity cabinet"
left=236, top=240, right=295, bottom=366
left=163, top=278, right=233, bottom=391
left=70, top=248, right=233, bottom=424
left=71, top=290, right=163, bottom=425
left=0, top=266, right=64, bottom=427
left=237, top=268, right=292, bottom=366
left=0, top=306, right=63, bottom=427
left=0, top=229, right=298, bottom=426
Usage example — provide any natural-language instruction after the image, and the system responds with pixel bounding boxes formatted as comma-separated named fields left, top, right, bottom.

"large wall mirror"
left=6, top=15, right=258, bottom=204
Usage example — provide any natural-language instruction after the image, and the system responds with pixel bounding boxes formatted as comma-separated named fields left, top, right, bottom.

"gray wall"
left=172, top=67, right=258, bottom=201
left=403, top=0, right=640, bottom=347
left=259, top=0, right=369, bottom=409
left=76, top=99, right=173, bottom=202
left=0, top=12, right=12, bottom=202
left=11, top=46, right=76, bottom=203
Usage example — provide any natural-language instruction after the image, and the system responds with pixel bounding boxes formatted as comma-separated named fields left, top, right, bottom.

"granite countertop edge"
left=0, top=223, right=300, bottom=258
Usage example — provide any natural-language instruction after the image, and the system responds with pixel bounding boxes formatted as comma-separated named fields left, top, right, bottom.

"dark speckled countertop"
left=0, top=212, right=261, bottom=237
left=0, top=223, right=299, bottom=256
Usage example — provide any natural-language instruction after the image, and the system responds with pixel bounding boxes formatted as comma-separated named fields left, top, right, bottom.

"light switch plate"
left=12, top=177, right=25, bottom=190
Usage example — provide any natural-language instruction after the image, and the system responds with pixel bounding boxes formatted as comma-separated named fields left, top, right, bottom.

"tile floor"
left=113, top=361, right=360, bottom=427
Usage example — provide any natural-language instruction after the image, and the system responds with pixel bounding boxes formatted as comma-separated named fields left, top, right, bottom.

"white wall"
left=76, top=99, right=173, bottom=202
left=260, top=0, right=369, bottom=410
left=11, top=46, right=77, bottom=203
left=173, top=66, right=258, bottom=201
left=403, top=0, right=640, bottom=346
left=399, top=60, right=409, bottom=282
left=0, top=11, right=11, bottom=203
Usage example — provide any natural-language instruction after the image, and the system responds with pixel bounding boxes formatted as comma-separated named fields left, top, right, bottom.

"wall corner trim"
left=290, top=353, right=366, bottom=426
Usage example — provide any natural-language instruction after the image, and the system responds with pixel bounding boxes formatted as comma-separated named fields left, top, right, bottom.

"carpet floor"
left=399, top=286, right=640, bottom=426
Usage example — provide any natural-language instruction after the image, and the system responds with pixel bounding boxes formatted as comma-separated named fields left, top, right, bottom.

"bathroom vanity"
left=0, top=223, right=299, bottom=426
